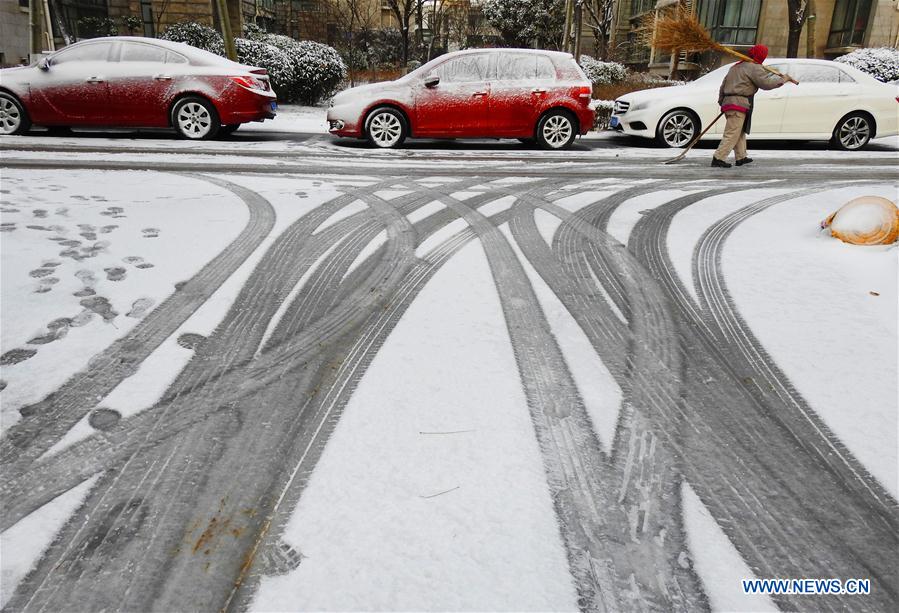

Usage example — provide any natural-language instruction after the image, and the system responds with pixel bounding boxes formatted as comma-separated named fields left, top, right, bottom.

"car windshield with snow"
left=610, top=58, right=899, bottom=150
left=0, top=37, right=277, bottom=140
left=327, top=48, right=595, bottom=150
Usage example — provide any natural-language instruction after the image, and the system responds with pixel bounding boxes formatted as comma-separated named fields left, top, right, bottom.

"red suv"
left=327, top=49, right=594, bottom=150
left=0, top=37, right=276, bottom=139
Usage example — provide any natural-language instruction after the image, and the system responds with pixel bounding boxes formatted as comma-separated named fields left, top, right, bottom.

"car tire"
left=219, top=124, right=240, bottom=136
left=655, top=109, right=698, bottom=148
left=365, top=107, right=407, bottom=148
left=831, top=113, right=872, bottom=151
left=536, top=110, right=577, bottom=150
left=0, top=92, right=32, bottom=136
left=172, top=96, right=220, bottom=140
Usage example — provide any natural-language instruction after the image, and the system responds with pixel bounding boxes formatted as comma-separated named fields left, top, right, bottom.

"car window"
left=792, top=64, right=840, bottom=83
left=536, top=55, right=556, bottom=80
left=120, top=43, right=168, bottom=63
left=837, top=69, right=856, bottom=83
left=166, top=51, right=188, bottom=64
left=52, top=43, right=110, bottom=64
left=435, top=55, right=487, bottom=83
left=497, top=54, right=536, bottom=81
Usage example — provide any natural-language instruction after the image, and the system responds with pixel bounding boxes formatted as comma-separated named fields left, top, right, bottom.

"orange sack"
left=821, top=196, right=899, bottom=245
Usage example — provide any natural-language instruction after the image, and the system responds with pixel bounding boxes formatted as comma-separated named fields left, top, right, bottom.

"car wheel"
left=172, top=96, right=220, bottom=140
left=365, top=107, right=407, bottom=148
left=0, top=92, right=31, bottom=136
left=832, top=113, right=872, bottom=151
left=219, top=124, right=240, bottom=136
left=656, top=109, right=698, bottom=148
left=536, top=110, right=576, bottom=150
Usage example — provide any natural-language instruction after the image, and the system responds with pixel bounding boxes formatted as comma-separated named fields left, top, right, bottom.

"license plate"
left=609, top=116, right=619, bottom=128
left=270, top=101, right=278, bottom=112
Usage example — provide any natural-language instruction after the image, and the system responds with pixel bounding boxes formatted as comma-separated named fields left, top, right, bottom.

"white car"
left=610, top=58, right=899, bottom=150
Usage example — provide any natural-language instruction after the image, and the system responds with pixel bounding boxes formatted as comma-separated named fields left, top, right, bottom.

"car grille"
left=614, top=101, right=630, bottom=114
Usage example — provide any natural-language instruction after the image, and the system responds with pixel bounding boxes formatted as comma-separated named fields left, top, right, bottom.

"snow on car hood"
left=332, top=81, right=404, bottom=105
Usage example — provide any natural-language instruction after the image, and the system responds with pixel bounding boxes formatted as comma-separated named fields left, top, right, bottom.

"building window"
left=698, top=0, right=761, bottom=46
left=827, top=0, right=872, bottom=48
left=630, top=0, right=655, bottom=17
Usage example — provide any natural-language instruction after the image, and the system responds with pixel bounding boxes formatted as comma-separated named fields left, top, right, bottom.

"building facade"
left=611, top=0, right=899, bottom=75
left=1, top=0, right=33, bottom=66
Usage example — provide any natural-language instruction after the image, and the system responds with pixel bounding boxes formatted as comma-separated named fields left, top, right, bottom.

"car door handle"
left=531, top=88, right=546, bottom=94
left=472, top=91, right=488, bottom=96
left=154, top=74, right=173, bottom=81
left=85, top=77, right=105, bottom=83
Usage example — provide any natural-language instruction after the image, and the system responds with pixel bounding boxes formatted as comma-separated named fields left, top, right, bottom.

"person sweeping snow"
left=711, top=45, right=797, bottom=168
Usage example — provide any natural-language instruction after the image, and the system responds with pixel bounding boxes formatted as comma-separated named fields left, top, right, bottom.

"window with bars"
left=827, top=0, right=872, bottom=48
left=630, top=0, right=655, bottom=17
left=697, top=0, right=761, bottom=46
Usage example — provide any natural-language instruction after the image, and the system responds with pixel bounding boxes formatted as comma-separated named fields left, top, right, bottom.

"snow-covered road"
left=1, top=136, right=897, bottom=613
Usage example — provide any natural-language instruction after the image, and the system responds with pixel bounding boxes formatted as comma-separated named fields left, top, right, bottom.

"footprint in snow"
left=69, top=195, right=89, bottom=201
left=0, top=348, right=38, bottom=366
left=79, top=296, right=117, bottom=323
left=296, top=191, right=308, bottom=199
left=142, top=228, right=160, bottom=238
left=104, top=267, right=127, bottom=282
left=26, top=225, right=50, bottom=231
left=55, top=207, right=69, bottom=217
left=80, top=231, right=97, bottom=241
left=35, top=277, right=59, bottom=293
left=177, top=333, right=206, bottom=350
left=29, top=267, right=56, bottom=278
left=28, top=318, right=72, bottom=345
left=0, top=380, right=6, bottom=392
left=126, top=297, right=154, bottom=318
left=0, top=223, right=16, bottom=232
left=88, top=408, right=121, bottom=431
left=1, top=207, right=19, bottom=213
left=33, top=209, right=48, bottom=218
left=73, top=287, right=96, bottom=297
left=101, top=225, right=118, bottom=233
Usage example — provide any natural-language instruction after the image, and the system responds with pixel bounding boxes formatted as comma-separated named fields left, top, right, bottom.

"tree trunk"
left=806, top=0, right=817, bottom=58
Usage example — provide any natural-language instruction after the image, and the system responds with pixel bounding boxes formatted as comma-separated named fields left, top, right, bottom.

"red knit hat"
left=747, top=45, right=768, bottom=63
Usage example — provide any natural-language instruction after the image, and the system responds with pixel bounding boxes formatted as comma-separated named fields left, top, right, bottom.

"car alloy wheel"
left=367, top=109, right=405, bottom=148
left=658, top=110, right=697, bottom=148
left=0, top=93, right=30, bottom=136
left=835, top=115, right=871, bottom=151
left=537, top=111, right=576, bottom=150
left=173, top=97, right=219, bottom=140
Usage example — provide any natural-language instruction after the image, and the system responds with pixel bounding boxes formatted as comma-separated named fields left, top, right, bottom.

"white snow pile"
left=579, top=55, right=627, bottom=85
left=834, top=47, right=899, bottom=83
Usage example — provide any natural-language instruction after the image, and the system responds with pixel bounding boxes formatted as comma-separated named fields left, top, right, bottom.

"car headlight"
left=629, top=100, right=651, bottom=112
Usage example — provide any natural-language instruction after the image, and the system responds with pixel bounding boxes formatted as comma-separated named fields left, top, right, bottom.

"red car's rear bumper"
left=218, top=85, right=277, bottom=125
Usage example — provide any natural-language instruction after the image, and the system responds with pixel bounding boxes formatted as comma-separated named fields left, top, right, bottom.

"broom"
left=651, top=10, right=799, bottom=84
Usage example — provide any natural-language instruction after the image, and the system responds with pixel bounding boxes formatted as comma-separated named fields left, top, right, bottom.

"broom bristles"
left=652, top=9, right=719, bottom=54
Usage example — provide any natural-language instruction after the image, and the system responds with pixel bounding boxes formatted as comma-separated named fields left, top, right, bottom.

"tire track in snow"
left=627, top=185, right=899, bottom=611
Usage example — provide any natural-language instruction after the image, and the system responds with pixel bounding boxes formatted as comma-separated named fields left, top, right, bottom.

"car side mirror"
left=424, top=75, right=439, bottom=88
left=38, top=58, right=50, bottom=71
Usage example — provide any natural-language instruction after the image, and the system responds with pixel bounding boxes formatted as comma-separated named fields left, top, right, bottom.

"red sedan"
left=327, top=49, right=595, bottom=150
left=0, top=37, right=276, bottom=139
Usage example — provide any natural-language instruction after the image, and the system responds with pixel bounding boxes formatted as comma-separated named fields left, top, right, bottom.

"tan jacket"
left=718, top=62, right=785, bottom=110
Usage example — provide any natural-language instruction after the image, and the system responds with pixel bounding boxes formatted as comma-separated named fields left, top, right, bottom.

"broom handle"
left=720, top=47, right=800, bottom=84
left=664, top=111, right=724, bottom=163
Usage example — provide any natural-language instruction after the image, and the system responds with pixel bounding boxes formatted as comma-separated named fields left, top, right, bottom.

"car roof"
left=445, top=47, right=575, bottom=60
left=54, top=36, right=252, bottom=70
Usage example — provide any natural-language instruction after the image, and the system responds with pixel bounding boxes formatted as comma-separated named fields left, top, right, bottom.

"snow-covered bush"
left=234, top=38, right=293, bottom=97
left=263, top=35, right=347, bottom=104
left=76, top=16, right=118, bottom=39
left=834, top=47, right=899, bottom=83
left=579, top=55, right=626, bottom=85
left=590, top=99, right=615, bottom=130
left=160, top=22, right=225, bottom=56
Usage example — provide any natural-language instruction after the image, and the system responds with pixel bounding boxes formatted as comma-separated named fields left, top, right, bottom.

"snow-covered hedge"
left=579, top=56, right=626, bottom=85
left=590, top=99, right=615, bottom=130
left=261, top=35, right=347, bottom=105
left=834, top=47, right=899, bottom=83
left=160, top=22, right=225, bottom=56
left=160, top=23, right=347, bottom=104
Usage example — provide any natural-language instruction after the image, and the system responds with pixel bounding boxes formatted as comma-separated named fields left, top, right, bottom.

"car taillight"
left=230, top=75, right=267, bottom=91
left=577, top=85, right=592, bottom=103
